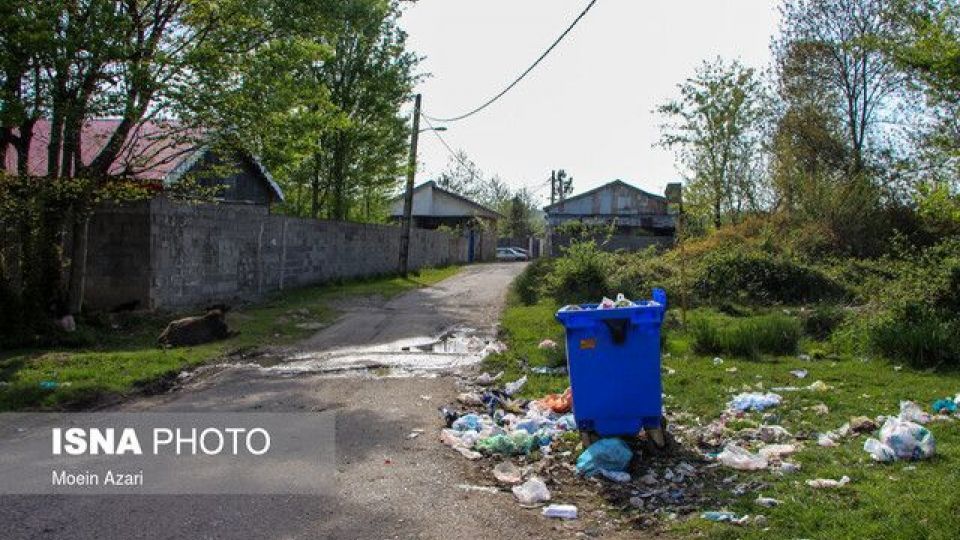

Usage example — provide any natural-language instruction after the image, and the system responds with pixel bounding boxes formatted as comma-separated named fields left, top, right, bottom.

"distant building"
left=543, top=180, right=677, bottom=254
left=3, top=119, right=284, bottom=207
left=388, top=180, right=500, bottom=262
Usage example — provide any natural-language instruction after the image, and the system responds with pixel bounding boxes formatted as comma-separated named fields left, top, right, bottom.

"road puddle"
left=261, top=326, right=505, bottom=378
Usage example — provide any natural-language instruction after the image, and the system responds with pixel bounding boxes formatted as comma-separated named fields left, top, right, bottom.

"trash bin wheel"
left=579, top=429, right=599, bottom=447
left=645, top=416, right=673, bottom=451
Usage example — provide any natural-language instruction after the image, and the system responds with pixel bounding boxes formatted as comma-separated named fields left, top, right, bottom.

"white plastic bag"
left=863, top=437, right=896, bottom=462
left=512, top=477, right=550, bottom=505
left=718, top=444, right=768, bottom=471
left=898, top=400, right=931, bottom=424
left=876, top=416, right=935, bottom=460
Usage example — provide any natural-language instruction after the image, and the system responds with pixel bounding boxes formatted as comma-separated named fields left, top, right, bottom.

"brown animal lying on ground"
left=157, top=308, right=233, bottom=347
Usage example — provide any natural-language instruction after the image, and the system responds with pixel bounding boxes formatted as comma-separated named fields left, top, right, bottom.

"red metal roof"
left=3, top=119, right=200, bottom=180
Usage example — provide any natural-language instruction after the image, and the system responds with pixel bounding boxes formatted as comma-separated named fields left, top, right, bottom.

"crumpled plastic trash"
left=932, top=398, right=958, bottom=414
left=713, top=357, right=724, bottom=365
left=542, top=504, right=578, bottom=519
left=717, top=444, right=768, bottom=470
left=512, top=477, right=550, bottom=505
left=701, top=511, right=749, bottom=525
left=537, top=339, right=558, bottom=350
left=806, top=475, right=850, bottom=488
left=817, top=434, right=839, bottom=447
left=599, top=296, right=616, bottom=309
left=504, top=376, right=528, bottom=396
left=790, top=369, right=808, bottom=379
left=899, top=400, right=931, bottom=424
left=475, top=371, right=503, bottom=385
left=758, top=444, right=797, bottom=459
left=493, top=461, right=523, bottom=484
left=613, top=293, right=633, bottom=308
left=757, top=425, right=793, bottom=443
left=476, top=431, right=547, bottom=456
left=576, top=438, right=633, bottom=476
left=457, top=392, right=484, bottom=406
left=598, top=469, right=631, bottom=483
left=531, top=366, right=567, bottom=375
left=452, top=414, right=482, bottom=432
left=537, top=388, right=573, bottom=414
left=555, top=414, right=577, bottom=431
left=864, top=416, right=935, bottom=461
left=728, top=392, right=782, bottom=412
left=806, top=380, right=832, bottom=392
left=755, top=496, right=782, bottom=508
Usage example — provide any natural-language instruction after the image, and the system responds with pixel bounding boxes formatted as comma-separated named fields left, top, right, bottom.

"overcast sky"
left=401, top=0, right=780, bottom=204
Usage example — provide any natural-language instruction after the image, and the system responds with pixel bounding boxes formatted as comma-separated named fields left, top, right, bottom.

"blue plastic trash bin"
left=555, top=289, right=667, bottom=437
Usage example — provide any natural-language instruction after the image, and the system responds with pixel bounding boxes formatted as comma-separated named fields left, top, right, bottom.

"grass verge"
left=486, top=293, right=960, bottom=538
left=0, top=266, right=461, bottom=411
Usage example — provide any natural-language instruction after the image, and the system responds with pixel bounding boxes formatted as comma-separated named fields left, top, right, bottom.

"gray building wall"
left=85, top=198, right=482, bottom=311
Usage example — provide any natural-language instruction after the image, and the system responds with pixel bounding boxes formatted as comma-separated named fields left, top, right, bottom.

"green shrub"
left=690, top=311, right=802, bottom=358
left=868, top=311, right=960, bottom=369
left=694, top=251, right=848, bottom=305
left=545, top=240, right=612, bottom=304
left=607, top=247, right=678, bottom=302
left=802, top=305, right=846, bottom=341
left=862, top=239, right=960, bottom=368
left=511, top=257, right=553, bottom=305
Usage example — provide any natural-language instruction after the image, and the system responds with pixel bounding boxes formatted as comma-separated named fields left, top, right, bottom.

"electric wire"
left=421, top=0, right=600, bottom=123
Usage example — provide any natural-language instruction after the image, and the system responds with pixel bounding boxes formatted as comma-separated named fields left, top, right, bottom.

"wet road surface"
left=0, top=263, right=596, bottom=540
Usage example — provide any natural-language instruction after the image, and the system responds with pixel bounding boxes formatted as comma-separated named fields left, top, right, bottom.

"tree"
left=773, top=0, right=906, bottom=175
left=657, top=57, right=769, bottom=228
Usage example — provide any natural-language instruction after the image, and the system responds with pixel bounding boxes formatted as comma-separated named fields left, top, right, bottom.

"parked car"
left=496, top=247, right=528, bottom=262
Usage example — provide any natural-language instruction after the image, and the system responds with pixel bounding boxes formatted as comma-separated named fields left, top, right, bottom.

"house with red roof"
left=3, top=119, right=284, bottom=207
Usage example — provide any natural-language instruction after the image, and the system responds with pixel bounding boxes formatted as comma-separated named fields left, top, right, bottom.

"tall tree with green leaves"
left=657, top=57, right=769, bottom=228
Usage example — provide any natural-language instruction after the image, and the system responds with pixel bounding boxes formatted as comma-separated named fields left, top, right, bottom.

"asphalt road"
left=0, top=262, right=593, bottom=540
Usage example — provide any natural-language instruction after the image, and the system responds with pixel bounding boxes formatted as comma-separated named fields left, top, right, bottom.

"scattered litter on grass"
left=537, top=388, right=573, bottom=414
left=817, top=434, right=839, bottom=447
left=406, top=429, right=424, bottom=439
left=790, top=369, right=808, bottom=379
left=512, top=477, right=550, bottom=504
left=864, top=416, right=935, bottom=462
left=475, top=371, right=503, bottom=385
left=701, top=511, right=749, bottom=525
left=806, top=476, right=850, bottom=489
left=755, top=496, right=782, bottom=508
left=728, top=392, right=782, bottom=412
left=810, top=403, right=829, bottom=415
left=537, top=339, right=558, bottom=350
left=713, top=357, right=724, bottom=366
left=849, top=416, right=877, bottom=434
left=899, top=401, right=931, bottom=424
left=725, top=367, right=738, bottom=373
left=504, top=376, right=527, bottom=396
left=718, top=445, right=768, bottom=471
left=531, top=366, right=567, bottom=375
left=542, top=504, right=578, bottom=519
left=806, top=380, right=832, bottom=392
left=932, top=398, right=957, bottom=414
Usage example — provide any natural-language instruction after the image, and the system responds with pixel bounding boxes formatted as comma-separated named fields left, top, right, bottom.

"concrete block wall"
left=85, top=199, right=475, bottom=311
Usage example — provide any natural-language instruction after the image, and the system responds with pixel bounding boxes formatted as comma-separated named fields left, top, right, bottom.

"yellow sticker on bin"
left=579, top=338, right=596, bottom=350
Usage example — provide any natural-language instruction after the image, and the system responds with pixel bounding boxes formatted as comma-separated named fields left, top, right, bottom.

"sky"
left=401, top=0, right=781, bottom=205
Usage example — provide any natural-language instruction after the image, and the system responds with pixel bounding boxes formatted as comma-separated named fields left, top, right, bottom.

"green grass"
left=0, top=266, right=462, bottom=411
left=690, top=309, right=802, bottom=358
left=487, top=295, right=960, bottom=539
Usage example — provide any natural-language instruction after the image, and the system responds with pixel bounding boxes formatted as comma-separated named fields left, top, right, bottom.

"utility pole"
left=550, top=170, right=556, bottom=205
left=398, top=93, right=422, bottom=277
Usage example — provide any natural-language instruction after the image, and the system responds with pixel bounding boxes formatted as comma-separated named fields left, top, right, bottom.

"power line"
left=422, top=0, right=600, bottom=123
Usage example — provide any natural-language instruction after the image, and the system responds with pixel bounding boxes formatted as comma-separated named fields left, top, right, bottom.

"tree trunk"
left=67, top=213, right=90, bottom=315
